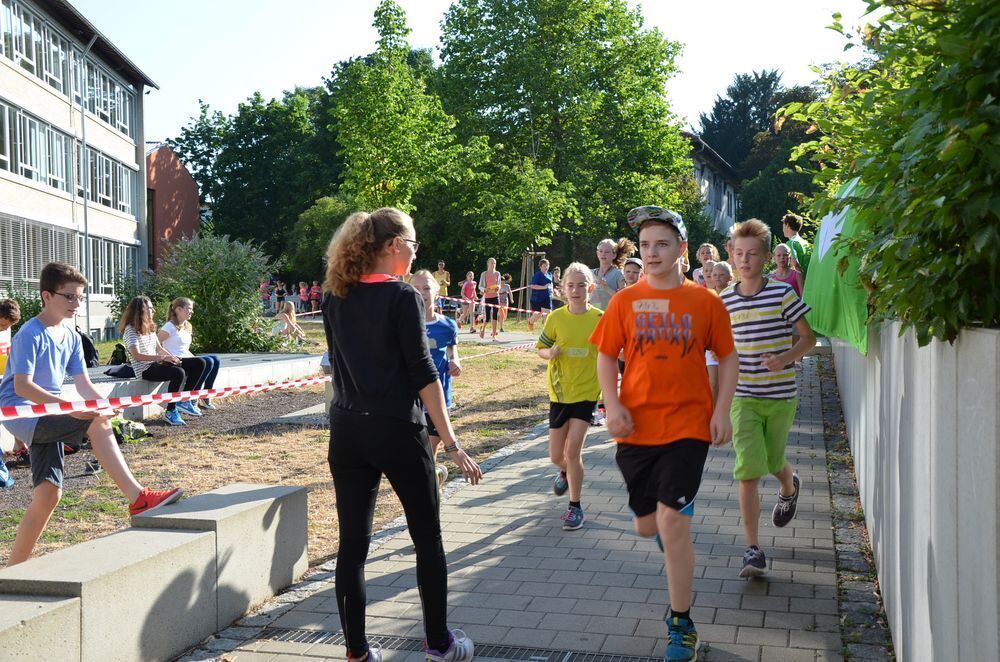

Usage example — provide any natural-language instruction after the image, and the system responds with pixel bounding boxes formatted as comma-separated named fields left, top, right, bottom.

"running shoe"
left=772, top=473, right=801, bottom=527
left=740, top=546, right=767, bottom=578
left=561, top=505, right=585, bottom=531
left=199, top=399, right=217, bottom=410
left=129, top=487, right=183, bottom=516
left=664, top=615, right=699, bottom=661
left=163, top=409, right=186, bottom=426
left=0, top=459, right=14, bottom=490
left=552, top=471, right=569, bottom=496
left=426, top=629, right=474, bottom=661
left=177, top=401, right=202, bottom=417
left=592, top=409, right=606, bottom=426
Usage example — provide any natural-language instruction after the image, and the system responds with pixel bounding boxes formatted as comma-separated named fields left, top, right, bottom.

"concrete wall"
left=832, top=323, right=1000, bottom=662
left=0, top=483, right=307, bottom=662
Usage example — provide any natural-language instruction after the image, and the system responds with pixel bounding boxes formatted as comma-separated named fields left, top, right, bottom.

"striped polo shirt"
left=720, top=278, right=810, bottom=399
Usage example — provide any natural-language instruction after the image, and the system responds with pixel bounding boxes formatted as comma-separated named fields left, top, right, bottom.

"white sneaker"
left=426, top=629, right=474, bottom=661
left=593, top=410, right=607, bottom=425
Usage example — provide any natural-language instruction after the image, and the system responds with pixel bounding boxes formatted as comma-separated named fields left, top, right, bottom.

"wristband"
left=444, top=442, right=460, bottom=453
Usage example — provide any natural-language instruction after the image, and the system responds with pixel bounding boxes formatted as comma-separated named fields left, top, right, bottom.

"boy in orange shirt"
left=590, top=206, right=738, bottom=662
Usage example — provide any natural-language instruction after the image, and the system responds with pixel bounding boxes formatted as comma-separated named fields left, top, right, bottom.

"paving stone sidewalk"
left=215, top=359, right=842, bottom=661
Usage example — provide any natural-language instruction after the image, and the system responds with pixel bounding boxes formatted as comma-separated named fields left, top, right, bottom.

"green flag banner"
left=803, top=180, right=869, bottom=355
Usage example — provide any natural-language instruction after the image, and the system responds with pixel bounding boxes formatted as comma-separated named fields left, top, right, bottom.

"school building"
left=0, top=0, right=155, bottom=340
left=684, top=131, right=739, bottom=235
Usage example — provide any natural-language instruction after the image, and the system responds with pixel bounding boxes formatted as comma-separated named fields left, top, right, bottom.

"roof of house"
left=682, top=131, right=739, bottom=186
left=37, top=0, right=158, bottom=89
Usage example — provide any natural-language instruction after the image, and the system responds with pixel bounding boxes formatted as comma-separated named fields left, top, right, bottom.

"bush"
left=780, top=0, right=1000, bottom=344
left=1, top=286, right=42, bottom=335
left=115, top=234, right=284, bottom=353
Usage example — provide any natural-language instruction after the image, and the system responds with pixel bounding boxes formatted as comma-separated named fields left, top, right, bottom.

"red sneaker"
left=129, top=487, right=183, bottom=516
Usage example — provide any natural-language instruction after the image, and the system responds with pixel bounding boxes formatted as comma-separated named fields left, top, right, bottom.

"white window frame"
left=17, top=112, right=43, bottom=182
left=0, top=0, right=13, bottom=60
left=12, top=3, right=35, bottom=75
left=46, top=126, right=67, bottom=191
left=0, top=100, right=8, bottom=171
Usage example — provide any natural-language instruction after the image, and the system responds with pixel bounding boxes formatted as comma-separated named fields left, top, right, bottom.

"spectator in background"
left=769, top=244, right=804, bottom=297
left=711, top=262, right=735, bottom=294
left=158, top=297, right=220, bottom=412
left=623, top=257, right=643, bottom=286
left=692, top=243, right=720, bottom=287
left=782, top=213, right=812, bottom=276
left=433, top=261, right=451, bottom=312
left=298, top=281, right=310, bottom=313
left=310, top=281, right=323, bottom=313
left=527, top=258, right=553, bottom=332
left=591, top=238, right=635, bottom=311
left=272, top=301, right=308, bottom=344
left=274, top=281, right=287, bottom=309
left=120, top=296, right=205, bottom=427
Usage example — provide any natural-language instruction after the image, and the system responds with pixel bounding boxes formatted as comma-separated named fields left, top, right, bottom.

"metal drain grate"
left=262, top=627, right=664, bottom=661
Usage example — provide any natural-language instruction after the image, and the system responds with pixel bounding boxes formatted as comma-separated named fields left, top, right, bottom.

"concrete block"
left=131, top=483, right=308, bottom=628
left=0, top=528, right=217, bottom=662
left=0, top=595, right=81, bottom=661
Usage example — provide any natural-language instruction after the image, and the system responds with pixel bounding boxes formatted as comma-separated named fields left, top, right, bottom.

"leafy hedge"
left=779, top=0, right=999, bottom=344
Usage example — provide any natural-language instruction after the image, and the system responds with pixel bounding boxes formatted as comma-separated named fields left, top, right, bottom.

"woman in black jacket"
left=322, top=207, right=482, bottom=662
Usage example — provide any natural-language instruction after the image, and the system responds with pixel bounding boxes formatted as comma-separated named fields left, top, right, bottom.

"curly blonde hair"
left=324, top=208, right=414, bottom=297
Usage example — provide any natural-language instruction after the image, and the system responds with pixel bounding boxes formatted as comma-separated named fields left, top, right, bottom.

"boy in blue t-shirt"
left=0, top=262, right=182, bottom=566
left=410, top=271, right=462, bottom=489
left=527, top=258, right=553, bottom=331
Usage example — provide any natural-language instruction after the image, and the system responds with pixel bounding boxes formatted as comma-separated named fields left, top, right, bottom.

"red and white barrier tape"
left=460, top=342, right=537, bottom=361
left=438, top=295, right=549, bottom=317
left=0, top=375, right=333, bottom=422
left=0, top=339, right=538, bottom=421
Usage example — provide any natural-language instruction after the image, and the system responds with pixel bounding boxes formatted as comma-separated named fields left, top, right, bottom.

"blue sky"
left=72, top=0, right=867, bottom=142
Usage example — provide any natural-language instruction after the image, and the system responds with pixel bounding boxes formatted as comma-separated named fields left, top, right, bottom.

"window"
left=1, top=0, right=13, bottom=60
left=725, top=190, right=734, bottom=219
left=12, top=2, right=36, bottom=75
left=17, top=112, right=43, bottom=181
left=0, top=100, right=8, bottom=171
left=46, top=127, right=68, bottom=191
left=43, top=26, right=68, bottom=93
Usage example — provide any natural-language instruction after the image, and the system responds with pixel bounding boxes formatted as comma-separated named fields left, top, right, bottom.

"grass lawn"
left=3, top=334, right=548, bottom=566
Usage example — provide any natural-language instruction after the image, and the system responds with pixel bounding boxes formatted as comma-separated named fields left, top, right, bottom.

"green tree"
left=780, top=0, right=1000, bottom=343
left=288, top=194, right=356, bottom=279
left=167, top=100, right=227, bottom=205
left=331, top=1, right=465, bottom=212
left=438, top=0, right=693, bottom=263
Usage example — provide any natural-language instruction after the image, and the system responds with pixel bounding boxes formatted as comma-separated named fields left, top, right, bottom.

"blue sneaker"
left=552, top=471, right=568, bottom=496
left=560, top=505, right=585, bottom=531
left=740, top=545, right=767, bottom=578
left=0, top=459, right=14, bottom=490
left=164, top=409, right=186, bottom=426
left=664, top=616, right=699, bottom=661
left=177, top=401, right=202, bottom=417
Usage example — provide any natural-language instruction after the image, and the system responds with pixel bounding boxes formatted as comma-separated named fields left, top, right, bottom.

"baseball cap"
left=625, top=206, right=687, bottom=241
left=624, top=257, right=643, bottom=267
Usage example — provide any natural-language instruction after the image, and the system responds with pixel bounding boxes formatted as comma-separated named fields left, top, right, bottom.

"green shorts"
left=731, top=396, right=797, bottom=480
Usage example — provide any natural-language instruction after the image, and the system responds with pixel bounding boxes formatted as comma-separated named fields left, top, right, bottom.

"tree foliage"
left=699, top=70, right=784, bottom=177
left=779, top=0, right=1000, bottom=344
left=438, top=0, right=700, bottom=261
left=289, top=194, right=356, bottom=281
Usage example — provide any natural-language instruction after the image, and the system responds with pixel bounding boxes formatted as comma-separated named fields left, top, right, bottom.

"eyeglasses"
left=52, top=292, right=85, bottom=303
left=400, top=238, right=420, bottom=252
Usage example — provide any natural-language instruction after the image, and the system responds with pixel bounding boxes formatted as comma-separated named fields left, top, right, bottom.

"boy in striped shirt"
left=721, top=219, right=816, bottom=578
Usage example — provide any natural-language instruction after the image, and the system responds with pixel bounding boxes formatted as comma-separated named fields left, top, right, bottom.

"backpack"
left=110, top=417, right=152, bottom=445
left=76, top=326, right=100, bottom=368
left=109, top=343, right=128, bottom=366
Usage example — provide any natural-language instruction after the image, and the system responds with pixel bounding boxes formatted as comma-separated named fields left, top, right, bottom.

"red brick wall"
left=145, top=146, right=200, bottom=269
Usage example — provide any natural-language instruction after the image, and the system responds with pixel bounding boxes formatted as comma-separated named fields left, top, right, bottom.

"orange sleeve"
left=590, top=296, right=626, bottom=356
left=706, top=295, right=735, bottom=359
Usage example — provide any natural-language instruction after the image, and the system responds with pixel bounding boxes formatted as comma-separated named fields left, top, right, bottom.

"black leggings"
left=140, top=358, right=205, bottom=411
left=328, top=407, right=449, bottom=656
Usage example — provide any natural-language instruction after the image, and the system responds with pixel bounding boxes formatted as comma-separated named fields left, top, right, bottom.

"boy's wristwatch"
left=443, top=441, right=461, bottom=453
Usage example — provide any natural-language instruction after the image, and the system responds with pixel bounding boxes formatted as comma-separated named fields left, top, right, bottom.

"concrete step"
left=0, top=528, right=217, bottom=662
left=131, top=483, right=308, bottom=628
left=0, top=594, right=81, bottom=661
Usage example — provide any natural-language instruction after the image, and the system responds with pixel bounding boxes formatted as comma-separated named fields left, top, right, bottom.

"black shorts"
left=615, top=439, right=710, bottom=517
left=530, top=299, right=550, bottom=312
left=549, top=401, right=597, bottom=429
left=30, top=414, right=89, bottom=488
left=484, top=297, right=500, bottom=321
